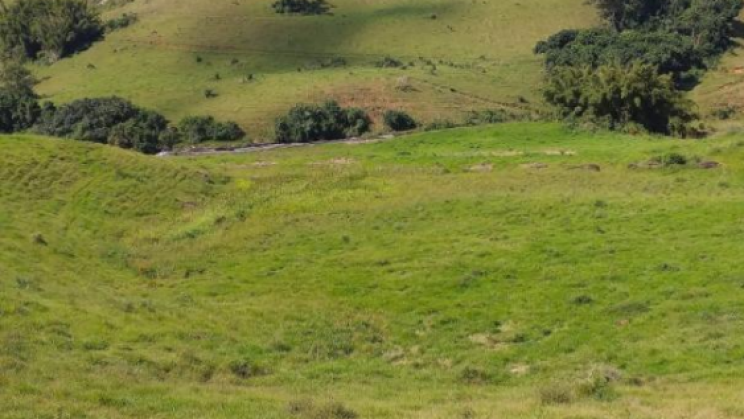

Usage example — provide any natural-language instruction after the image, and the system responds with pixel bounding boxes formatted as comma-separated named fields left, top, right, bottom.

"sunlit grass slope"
left=692, top=8, right=744, bottom=129
left=33, top=0, right=596, bottom=138
left=3, top=124, right=744, bottom=418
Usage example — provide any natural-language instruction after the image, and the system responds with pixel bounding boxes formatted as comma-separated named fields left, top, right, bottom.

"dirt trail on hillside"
left=157, top=135, right=396, bottom=157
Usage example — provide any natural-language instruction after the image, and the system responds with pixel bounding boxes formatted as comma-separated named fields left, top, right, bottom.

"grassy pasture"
left=33, top=0, right=597, bottom=138
left=2, top=123, right=744, bottom=418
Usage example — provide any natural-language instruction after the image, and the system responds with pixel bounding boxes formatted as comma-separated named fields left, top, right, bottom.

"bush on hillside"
left=104, top=13, right=138, bottom=32
left=275, top=101, right=371, bottom=143
left=383, top=110, right=417, bottom=132
left=177, top=116, right=246, bottom=144
left=35, top=97, right=175, bottom=154
left=0, top=90, right=40, bottom=133
left=544, top=62, right=698, bottom=136
left=272, top=0, right=330, bottom=15
left=0, top=0, right=103, bottom=62
left=107, top=111, right=170, bottom=154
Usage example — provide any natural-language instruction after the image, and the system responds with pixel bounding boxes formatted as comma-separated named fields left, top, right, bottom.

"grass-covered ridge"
left=3, top=124, right=744, bottom=418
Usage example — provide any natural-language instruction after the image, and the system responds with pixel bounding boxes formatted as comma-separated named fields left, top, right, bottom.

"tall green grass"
left=2, top=123, right=744, bottom=418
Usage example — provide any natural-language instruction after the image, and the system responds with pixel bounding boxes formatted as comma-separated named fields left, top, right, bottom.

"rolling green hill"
left=32, top=0, right=598, bottom=138
left=3, top=123, right=744, bottom=418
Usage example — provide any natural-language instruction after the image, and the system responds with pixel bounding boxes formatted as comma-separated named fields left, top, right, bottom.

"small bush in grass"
left=539, top=382, right=574, bottom=405
left=288, top=399, right=358, bottom=419
left=275, top=100, right=371, bottom=143
left=272, top=0, right=330, bottom=15
left=105, top=13, right=138, bottom=32
left=651, top=152, right=689, bottom=166
left=178, top=116, right=246, bottom=144
left=228, top=358, right=267, bottom=379
left=576, top=366, right=622, bottom=401
left=383, top=110, right=417, bottom=132
left=375, top=56, right=404, bottom=68
left=459, top=367, right=492, bottom=385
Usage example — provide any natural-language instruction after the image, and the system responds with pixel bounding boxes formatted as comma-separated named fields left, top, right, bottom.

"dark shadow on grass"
left=180, top=2, right=461, bottom=69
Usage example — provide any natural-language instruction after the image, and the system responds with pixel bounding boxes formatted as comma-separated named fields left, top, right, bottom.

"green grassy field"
left=3, top=123, right=744, bottom=418
left=32, top=0, right=597, bottom=138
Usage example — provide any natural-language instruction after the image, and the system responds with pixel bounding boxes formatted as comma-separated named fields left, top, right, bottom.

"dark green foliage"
left=544, top=62, right=698, bottom=136
left=667, top=0, right=744, bottom=57
left=0, top=60, right=37, bottom=97
left=589, top=0, right=743, bottom=44
left=0, top=0, right=103, bottom=62
left=107, top=111, right=170, bottom=154
left=588, top=0, right=667, bottom=31
left=275, top=101, right=371, bottom=143
left=535, top=28, right=703, bottom=80
left=105, top=13, right=138, bottom=32
left=383, top=110, right=417, bottom=132
left=34, top=97, right=173, bottom=154
left=272, top=0, right=330, bottom=15
left=537, top=0, right=743, bottom=81
left=0, top=90, right=40, bottom=133
left=177, top=116, right=246, bottom=144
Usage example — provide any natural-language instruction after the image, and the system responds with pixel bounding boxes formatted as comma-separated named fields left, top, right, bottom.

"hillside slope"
left=3, top=125, right=744, bottom=418
left=33, top=0, right=597, bottom=138
left=692, top=8, right=744, bottom=130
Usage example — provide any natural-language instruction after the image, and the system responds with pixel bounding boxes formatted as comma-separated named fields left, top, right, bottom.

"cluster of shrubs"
left=0, top=0, right=104, bottom=62
left=0, top=80, right=245, bottom=154
left=274, top=100, right=371, bottom=143
left=272, top=0, right=331, bottom=15
left=536, top=0, right=743, bottom=136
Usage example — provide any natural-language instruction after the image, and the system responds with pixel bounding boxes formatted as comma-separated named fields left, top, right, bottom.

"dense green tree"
left=544, top=62, right=698, bottom=136
left=275, top=101, right=371, bottom=143
left=383, top=110, right=418, bottom=132
left=0, top=90, right=40, bottom=133
left=535, top=28, right=703, bottom=82
left=0, top=60, right=36, bottom=97
left=589, top=0, right=667, bottom=31
left=177, top=115, right=246, bottom=144
left=0, top=0, right=103, bottom=61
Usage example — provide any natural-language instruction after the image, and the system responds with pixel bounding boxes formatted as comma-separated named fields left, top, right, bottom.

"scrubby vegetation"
left=34, top=97, right=171, bottom=153
left=0, top=61, right=39, bottom=132
left=544, top=62, right=698, bottom=136
left=275, top=100, right=371, bottom=143
left=383, top=110, right=417, bottom=132
left=0, top=0, right=103, bottom=62
left=178, top=115, right=246, bottom=144
left=104, top=12, right=138, bottom=32
left=537, top=0, right=743, bottom=135
left=272, top=0, right=331, bottom=15
left=0, top=90, right=39, bottom=133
